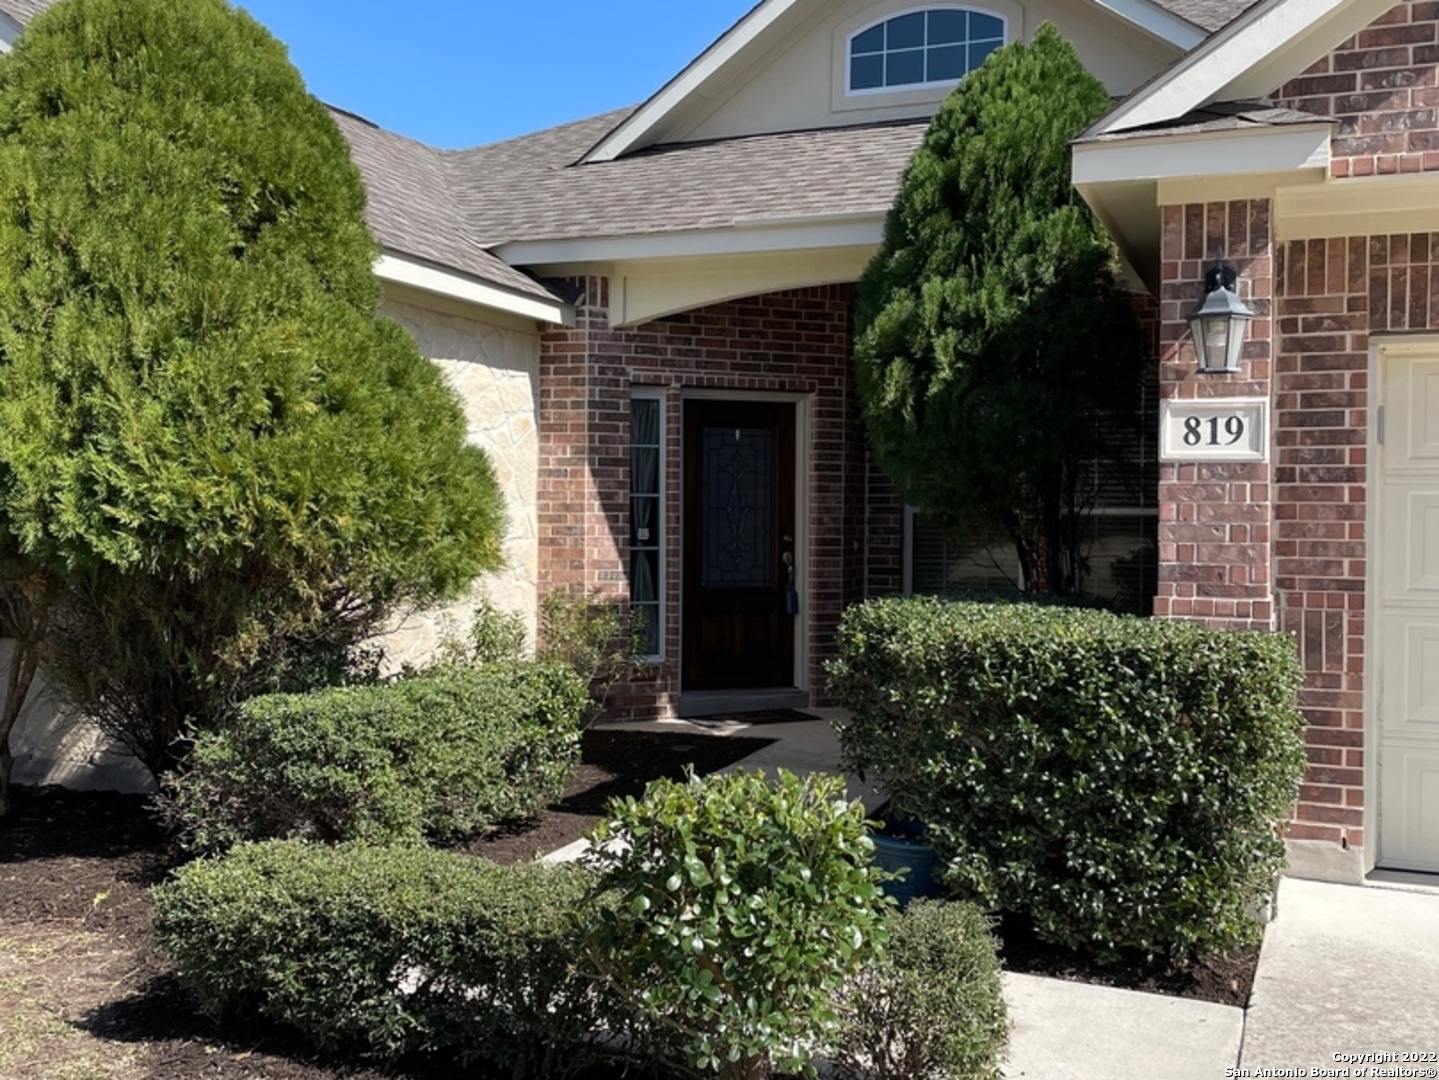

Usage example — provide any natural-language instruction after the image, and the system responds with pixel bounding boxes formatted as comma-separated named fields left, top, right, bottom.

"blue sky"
left=236, top=1, right=759, bottom=150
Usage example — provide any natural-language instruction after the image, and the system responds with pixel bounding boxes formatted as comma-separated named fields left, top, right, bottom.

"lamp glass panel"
left=1200, top=316, right=1230, bottom=370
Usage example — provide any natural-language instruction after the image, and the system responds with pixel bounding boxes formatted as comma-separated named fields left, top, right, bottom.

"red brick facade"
left=537, top=281, right=902, bottom=720
left=1277, top=0, right=1439, bottom=177
left=1151, top=0, right=1439, bottom=861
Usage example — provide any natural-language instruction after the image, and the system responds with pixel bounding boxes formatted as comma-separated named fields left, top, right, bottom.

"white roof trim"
left=1090, top=0, right=1206, bottom=48
left=1073, top=120, right=1333, bottom=184
left=373, top=254, right=573, bottom=327
left=1091, top=0, right=1399, bottom=136
left=496, top=214, right=887, bottom=268
left=586, top=0, right=1203, bottom=164
left=582, top=0, right=795, bottom=164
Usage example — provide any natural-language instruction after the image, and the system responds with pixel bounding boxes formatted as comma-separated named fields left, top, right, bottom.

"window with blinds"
left=906, top=365, right=1159, bottom=615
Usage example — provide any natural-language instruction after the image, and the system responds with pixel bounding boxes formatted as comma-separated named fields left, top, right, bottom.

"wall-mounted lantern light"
left=1186, top=249, right=1254, bottom=375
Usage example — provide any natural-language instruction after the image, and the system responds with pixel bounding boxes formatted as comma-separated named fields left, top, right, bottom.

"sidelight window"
left=630, top=395, right=663, bottom=658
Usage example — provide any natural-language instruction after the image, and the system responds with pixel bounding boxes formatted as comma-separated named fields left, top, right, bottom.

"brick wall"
left=538, top=281, right=897, bottom=719
left=1156, top=200, right=1277, bottom=631
left=1277, top=0, right=1439, bottom=177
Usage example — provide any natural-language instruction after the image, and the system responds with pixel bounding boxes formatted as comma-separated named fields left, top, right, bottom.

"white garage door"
left=1379, top=346, right=1439, bottom=872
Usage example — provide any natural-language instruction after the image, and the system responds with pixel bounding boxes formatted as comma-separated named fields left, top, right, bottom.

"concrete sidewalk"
left=577, top=715, right=1439, bottom=1076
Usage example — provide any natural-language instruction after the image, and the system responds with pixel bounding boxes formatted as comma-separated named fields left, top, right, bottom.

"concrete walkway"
left=576, top=715, right=1439, bottom=1076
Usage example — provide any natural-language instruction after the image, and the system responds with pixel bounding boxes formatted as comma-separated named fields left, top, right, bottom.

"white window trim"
left=630, top=391, right=666, bottom=663
left=844, top=5, right=1009, bottom=98
left=830, top=0, right=1023, bottom=115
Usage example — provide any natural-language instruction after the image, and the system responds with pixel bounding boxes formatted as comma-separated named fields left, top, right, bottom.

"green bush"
left=828, top=597, right=1307, bottom=961
left=831, top=900, right=1008, bottom=1080
left=165, top=663, right=587, bottom=850
left=580, top=769, right=894, bottom=1080
left=153, top=841, right=601, bottom=1073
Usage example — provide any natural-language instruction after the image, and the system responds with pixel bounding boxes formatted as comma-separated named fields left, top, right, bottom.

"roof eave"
left=1088, top=0, right=1399, bottom=138
left=374, top=252, right=574, bottom=326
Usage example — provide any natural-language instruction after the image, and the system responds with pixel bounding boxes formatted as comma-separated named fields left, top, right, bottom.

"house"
left=3, top=0, right=1435, bottom=886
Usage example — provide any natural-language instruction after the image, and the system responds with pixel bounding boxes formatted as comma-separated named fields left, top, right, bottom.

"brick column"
left=1156, top=200, right=1276, bottom=631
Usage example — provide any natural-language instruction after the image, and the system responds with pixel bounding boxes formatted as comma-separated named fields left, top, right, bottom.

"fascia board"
left=1091, top=0, right=1393, bottom=138
left=1072, top=122, right=1333, bottom=185
left=1090, top=0, right=1206, bottom=49
left=1276, top=173, right=1439, bottom=239
left=373, top=254, right=574, bottom=327
left=496, top=215, right=888, bottom=267
left=583, top=0, right=800, bottom=164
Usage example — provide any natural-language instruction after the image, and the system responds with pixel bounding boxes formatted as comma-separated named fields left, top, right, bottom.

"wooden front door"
left=682, top=400, right=797, bottom=690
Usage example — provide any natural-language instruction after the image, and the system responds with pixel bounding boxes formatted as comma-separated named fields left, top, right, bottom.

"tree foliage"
left=0, top=0, right=505, bottom=776
left=855, top=24, right=1149, bottom=594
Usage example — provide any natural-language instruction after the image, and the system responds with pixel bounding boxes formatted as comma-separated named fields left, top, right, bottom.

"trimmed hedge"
left=828, top=597, right=1307, bottom=961
left=152, top=841, right=603, bottom=1073
left=831, top=900, right=1008, bottom=1080
left=165, top=663, right=587, bottom=850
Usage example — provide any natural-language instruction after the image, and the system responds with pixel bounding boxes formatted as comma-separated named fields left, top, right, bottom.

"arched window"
left=848, top=8, right=1006, bottom=93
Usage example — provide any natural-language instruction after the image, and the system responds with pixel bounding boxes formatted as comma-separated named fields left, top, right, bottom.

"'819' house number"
left=1159, top=399, right=1269, bottom=463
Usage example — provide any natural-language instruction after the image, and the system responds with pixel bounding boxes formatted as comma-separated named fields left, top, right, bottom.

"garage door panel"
left=1393, top=358, right=1439, bottom=460
left=1380, top=746, right=1439, bottom=873
left=1379, top=349, right=1439, bottom=871
left=1380, top=619, right=1439, bottom=734
left=1381, top=487, right=1439, bottom=597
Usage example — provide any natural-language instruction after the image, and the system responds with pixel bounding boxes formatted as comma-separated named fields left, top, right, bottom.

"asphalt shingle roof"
left=331, top=108, right=562, bottom=302
left=1076, top=100, right=1335, bottom=141
left=1, top=0, right=1266, bottom=298
left=450, top=116, right=927, bottom=246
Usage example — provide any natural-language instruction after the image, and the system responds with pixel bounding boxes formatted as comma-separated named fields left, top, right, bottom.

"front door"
left=1378, top=346, right=1439, bottom=871
left=682, top=400, right=797, bottom=690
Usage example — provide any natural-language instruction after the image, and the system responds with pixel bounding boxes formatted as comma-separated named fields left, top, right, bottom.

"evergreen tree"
left=855, top=23, right=1148, bottom=594
left=0, top=0, right=505, bottom=782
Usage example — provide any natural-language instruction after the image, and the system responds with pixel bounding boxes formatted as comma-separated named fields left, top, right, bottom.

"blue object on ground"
left=870, top=832, right=942, bottom=908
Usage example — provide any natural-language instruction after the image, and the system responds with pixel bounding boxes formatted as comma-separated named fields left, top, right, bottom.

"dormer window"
left=848, top=8, right=1006, bottom=94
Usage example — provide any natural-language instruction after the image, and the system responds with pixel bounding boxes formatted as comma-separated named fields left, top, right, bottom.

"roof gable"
left=1090, top=0, right=1402, bottom=135
left=583, top=0, right=1220, bottom=163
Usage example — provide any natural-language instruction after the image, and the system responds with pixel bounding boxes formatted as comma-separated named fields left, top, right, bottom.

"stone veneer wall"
left=538, top=280, right=901, bottom=720
left=378, top=295, right=542, bottom=664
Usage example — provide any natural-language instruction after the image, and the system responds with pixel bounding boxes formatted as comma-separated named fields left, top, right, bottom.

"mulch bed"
left=0, top=725, right=1257, bottom=1079
left=995, top=910, right=1260, bottom=1008
left=0, top=728, right=772, bottom=1080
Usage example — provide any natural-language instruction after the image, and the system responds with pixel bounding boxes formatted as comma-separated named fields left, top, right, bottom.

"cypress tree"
left=855, top=23, right=1148, bottom=594
left=0, top=0, right=506, bottom=781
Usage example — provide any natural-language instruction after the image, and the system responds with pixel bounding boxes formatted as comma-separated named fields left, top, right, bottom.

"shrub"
left=538, top=586, right=647, bottom=723
left=854, top=24, right=1148, bottom=595
left=828, top=597, right=1307, bottom=961
left=0, top=0, right=505, bottom=776
left=580, top=769, right=894, bottom=1080
left=831, top=900, right=1008, bottom=1080
left=164, top=663, right=587, bottom=851
left=153, top=841, right=602, bottom=1074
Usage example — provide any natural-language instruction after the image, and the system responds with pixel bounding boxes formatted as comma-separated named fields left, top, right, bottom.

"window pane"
left=927, top=43, right=967, bottom=81
left=637, top=604, right=660, bottom=657
left=631, top=494, right=659, bottom=546
left=928, top=9, right=967, bottom=44
left=886, top=48, right=925, bottom=87
left=852, top=24, right=885, bottom=54
left=886, top=12, right=926, bottom=49
left=631, top=549, right=659, bottom=605
left=631, top=397, right=660, bottom=446
left=631, top=446, right=659, bottom=496
left=969, top=38, right=1002, bottom=70
left=851, top=52, right=884, bottom=90
left=971, top=13, right=1005, bottom=40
